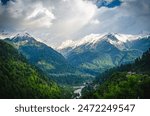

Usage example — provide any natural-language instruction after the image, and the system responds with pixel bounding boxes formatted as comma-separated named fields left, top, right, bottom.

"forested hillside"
left=82, top=48, right=150, bottom=99
left=0, top=40, right=72, bottom=99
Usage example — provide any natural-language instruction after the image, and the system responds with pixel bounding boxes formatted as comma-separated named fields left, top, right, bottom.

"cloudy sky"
left=0, top=0, right=150, bottom=47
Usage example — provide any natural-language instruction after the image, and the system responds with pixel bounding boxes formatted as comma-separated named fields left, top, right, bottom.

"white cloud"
left=50, top=0, right=97, bottom=42
left=0, top=0, right=97, bottom=47
left=9, top=0, right=55, bottom=28
left=0, top=0, right=150, bottom=47
left=75, top=0, right=150, bottom=38
left=26, top=4, right=55, bottom=28
left=90, top=19, right=100, bottom=24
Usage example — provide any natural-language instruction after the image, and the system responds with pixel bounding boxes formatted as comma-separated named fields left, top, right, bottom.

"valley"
left=0, top=32, right=150, bottom=99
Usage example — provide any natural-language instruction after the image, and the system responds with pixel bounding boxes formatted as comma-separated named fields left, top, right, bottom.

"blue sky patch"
left=1, top=0, right=10, bottom=5
left=96, top=0, right=122, bottom=8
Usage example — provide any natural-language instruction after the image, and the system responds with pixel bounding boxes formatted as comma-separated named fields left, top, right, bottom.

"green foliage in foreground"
left=0, top=40, right=72, bottom=99
left=82, top=49, right=150, bottom=99
left=83, top=73, right=150, bottom=99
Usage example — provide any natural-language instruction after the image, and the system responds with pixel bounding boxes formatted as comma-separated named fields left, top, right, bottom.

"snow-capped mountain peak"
left=58, top=33, right=140, bottom=50
left=75, top=33, right=103, bottom=46
left=15, top=33, right=32, bottom=38
left=13, top=33, right=33, bottom=39
left=57, top=40, right=75, bottom=50
left=58, top=33, right=105, bottom=50
left=11, top=33, right=36, bottom=43
left=4, top=33, right=38, bottom=48
left=102, top=33, right=140, bottom=43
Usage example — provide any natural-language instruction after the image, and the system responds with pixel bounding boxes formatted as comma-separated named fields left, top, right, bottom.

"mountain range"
left=2, top=32, right=150, bottom=81
left=58, top=33, right=150, bottom=75
left=4, top=33, right=92, bottom=85
left=0, top=32, right=150, bottom=98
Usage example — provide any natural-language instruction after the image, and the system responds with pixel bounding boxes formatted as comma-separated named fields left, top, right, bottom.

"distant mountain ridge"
left=58, top=33, right=142, bottom=50
left=58, top=33, right=150, bottom=75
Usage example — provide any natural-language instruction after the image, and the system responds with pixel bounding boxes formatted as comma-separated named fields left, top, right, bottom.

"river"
left=73, top=86, right=85, bottom=99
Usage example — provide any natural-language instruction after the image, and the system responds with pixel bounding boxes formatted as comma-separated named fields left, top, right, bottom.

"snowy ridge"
left=58, top=33, right=140, bottom=50
left=0, top=32, right=12, bottom=39
left=6, top=33, right=38, bottom=48
left=10, top=33, right=38, bottom=44
left=58, top=40, right=75, bottom=49
left=12, top=33, right=33, bottom=40
left=58, top=33, right=104, bottom=50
